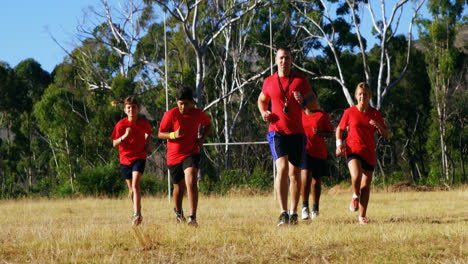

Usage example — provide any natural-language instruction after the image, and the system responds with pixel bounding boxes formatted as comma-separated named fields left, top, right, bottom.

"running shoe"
left=301, top=207, right=310, bottom=220
left=188, top=215, right=198, bottom=227
left=174, top=208, right=186, bottom=223
left=311, top=210, right=319, bottom=219
left=289, top=213, right=298, bottom=225
left=277, top=212, right=289, bottom=227
left=359, top=216, right=369, bottom=224
left=349, top=197, right=359, bottom=212
left=132, top=213, right=142, bottom=226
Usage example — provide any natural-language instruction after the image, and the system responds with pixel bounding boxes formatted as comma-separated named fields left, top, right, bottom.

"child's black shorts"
left=169, top=154, right=201, bottom=184
left=120, top=159, right=146, bottom=180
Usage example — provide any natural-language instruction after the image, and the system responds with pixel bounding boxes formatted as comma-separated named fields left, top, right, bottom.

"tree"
left=143, top=0, right=266, bottom=107
left=417, top=0, right=466, bottom=186
left=291, top=0, right=426, bottom=109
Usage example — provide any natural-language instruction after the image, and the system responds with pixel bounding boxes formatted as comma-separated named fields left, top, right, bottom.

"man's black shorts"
left=169, top=154, right=201, bottom=184
left=120, top=159, right=146, bottom=180
left=346, top=153, right=374, bottom=171
left=301, top=154, right=328, bottom=178
left=267, top=131, right=306, bottom=168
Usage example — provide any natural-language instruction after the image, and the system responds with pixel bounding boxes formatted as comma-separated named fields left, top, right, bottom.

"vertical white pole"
left=164, top=11, right=171, bottom=203
left=269, top=7, right=276, bottom=201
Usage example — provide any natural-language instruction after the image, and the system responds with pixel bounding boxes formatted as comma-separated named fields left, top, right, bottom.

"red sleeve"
left=200, top=111, right=211, bottom=126
left=110, top=122, right=121, bottom=140
left=338, top=109, right=349, bottom=130
left=320, top=113, right=334, bottom=132
left=374, top=110, right=387, bottom=130
left=301, top=76, right=312, bottom=95
left=261, top=76, right=271, bottom=98
left=159, top=111, right=173, bottom=132
left=143, top=119, right=153, bottom=134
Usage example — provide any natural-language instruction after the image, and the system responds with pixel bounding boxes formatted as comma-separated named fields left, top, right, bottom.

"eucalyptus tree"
left=291, top=0, right=425, bottom=109
left=203, top=5, right=271, bottom=169
left=417, top=0, right=466, bottom=186
left=76, top=0, right=148, bottom=91
left=143, top=0, right=267, bottom=107
left=14, top=59, right=51, bottom=190
left=0, top=63, right=24, bottom=196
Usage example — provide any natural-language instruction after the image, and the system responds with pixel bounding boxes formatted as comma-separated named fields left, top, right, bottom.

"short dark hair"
left=276, top=46, right=291, bottom=55
left=177, top=87, right=194, bottom=101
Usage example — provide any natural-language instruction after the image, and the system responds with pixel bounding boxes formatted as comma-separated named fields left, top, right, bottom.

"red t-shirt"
left=111, top=117, right=153, bottom=165
left=338, top=106, right=387, bottom=165
left=302, top=110, right=333, bottom=159
left=159, top=107, right=211, bottom=165
left=262, top=71, right=312, bottom=134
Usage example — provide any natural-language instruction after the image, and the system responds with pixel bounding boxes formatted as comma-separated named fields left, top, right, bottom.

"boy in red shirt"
left=336, top=82, right=388, bottom=224
left=111, top=97, right=153, bottom=226
left=159, top=87, right=211, bottom=226
left=300, top=98, right=333, bottom=220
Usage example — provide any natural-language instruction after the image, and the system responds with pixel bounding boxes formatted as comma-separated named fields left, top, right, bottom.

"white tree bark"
left=292, top=0, right=425, bottom=109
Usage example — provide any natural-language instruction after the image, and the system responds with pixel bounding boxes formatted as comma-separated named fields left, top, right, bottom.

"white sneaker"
left=311, top=210, right=319, bottom=219
left=301, top=207, right=310, bottom=220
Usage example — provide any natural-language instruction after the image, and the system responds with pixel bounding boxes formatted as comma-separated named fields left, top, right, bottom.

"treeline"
left=0, top=0, right=466, bottom=198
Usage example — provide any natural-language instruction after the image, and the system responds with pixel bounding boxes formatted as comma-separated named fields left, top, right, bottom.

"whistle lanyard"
left=277, top=73, right=293, bottom=105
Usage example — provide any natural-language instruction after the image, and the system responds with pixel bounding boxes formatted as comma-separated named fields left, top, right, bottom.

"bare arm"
left=113, top=127, right=131, bottom=148
left=257, top=92, right=271, bottom=122
left=197, top=123, right=212, bottom=148
left=335, top=126, right=345, bottom=156
left=158, top=127, right=183, bottom=140
left=370, top=119, right=389, bottom=139
left=293, top=90, right=317, bottom=110
left=145, top=134, right=152, bottom=152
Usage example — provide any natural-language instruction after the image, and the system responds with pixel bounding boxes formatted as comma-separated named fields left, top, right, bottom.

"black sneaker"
left=289, top=213, right=298, bottom=225
left=277, top=212, right=289, bottom=227
left=174, top=208, right=186, bottom=223
left=188, top=215, right=198, bottom=227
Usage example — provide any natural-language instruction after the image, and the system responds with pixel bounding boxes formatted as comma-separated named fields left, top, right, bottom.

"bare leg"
left=125, top=179, right=133, bottom=202
left=289, top=162, right=301, bottom=213
left=173, top=179, right=186, bottom=212
left=359, top=170, right=374, bottom=217
left=347, top=159, right=362, bottom=197
left=311, top=176, right=322, bottom=207
left=184, top=167, right=199, bottom=216
left=275, top=156, right=289, bottom=212
left=300, top=169, right=311, bottom=205
left=131, top=171, right=142, bottom=214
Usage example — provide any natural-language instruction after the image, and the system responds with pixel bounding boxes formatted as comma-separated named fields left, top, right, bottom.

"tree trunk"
left=64, top=127, right=75, bottom=192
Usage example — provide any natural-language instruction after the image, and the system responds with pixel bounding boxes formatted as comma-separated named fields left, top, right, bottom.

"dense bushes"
left=76, top=164, right=124, bottom=196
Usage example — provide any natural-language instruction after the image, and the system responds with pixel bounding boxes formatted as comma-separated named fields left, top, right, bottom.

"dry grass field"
left=0, top=187, right=467, bottom=263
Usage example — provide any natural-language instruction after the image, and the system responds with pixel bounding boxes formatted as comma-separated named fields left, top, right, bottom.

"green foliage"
left=76, top=164, right=124, bottom=196
left=199, top=166, right=271, bottom=195
left=111, top=74, right=135, bottom=99
left=140, top=174, right=168, bottom=195
left=2, top=0, right=467, bottom=199
left=247, top=166, right=272, bottom=190
left=52, top=182, right=74, bottom=198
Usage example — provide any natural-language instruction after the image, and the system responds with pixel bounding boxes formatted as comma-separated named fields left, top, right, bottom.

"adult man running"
left=257, top=47, right=316, bottom=226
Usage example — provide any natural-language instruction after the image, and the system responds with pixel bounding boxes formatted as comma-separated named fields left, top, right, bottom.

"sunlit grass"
left=1, top=188, right=466, bottom=263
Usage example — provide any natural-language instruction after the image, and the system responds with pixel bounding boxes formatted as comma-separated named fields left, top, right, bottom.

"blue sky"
left=0, top=1, right=99, bottom=73
left=0, top=1, right=435, bottom=74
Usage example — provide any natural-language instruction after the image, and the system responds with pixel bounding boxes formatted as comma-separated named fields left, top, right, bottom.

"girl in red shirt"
left=336, top=82, right=388, bottom=224
left=300, top=99, right=333, bottom=220
left=158, top=87, right=211, bottom=226
left=111, top=97, right=153, bottom=226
